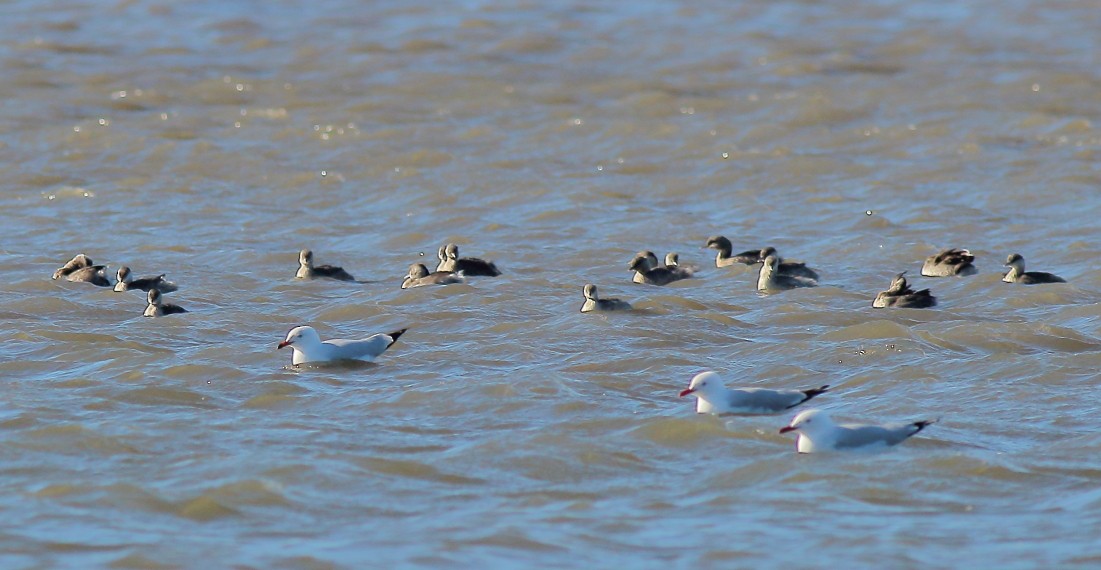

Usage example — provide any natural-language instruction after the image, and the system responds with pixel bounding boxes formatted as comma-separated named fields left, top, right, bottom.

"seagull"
left=1002, top=253, right=1066, bottom=284
left=277, top=325, right=407, bottom=365
left=437, top=244, right=500, bottom=276
left=921, top=248, right=977, bottom=277
left=296, top=249, right=356, bottom=281
left=779, top=409, right=937, bottom=453
left=580, top=284, right=632, bottom=312
left=114, top=266, right=178, bottom=293
left=401, top=263, right=463, bottom=289
left=757, top=255, right=816, bottom=291
left=872, top=272, right=936, bottom=308
left=630, top=251, right=661, bottom=283
left=678, top=371, right=829, bottom=415
left=704, top=236, right=762, bottom=267
left=629, top=255, right=692, bottom=286
left=52, top=253, right=93, bottom=280
left=143, top=289, right=187, bottom=317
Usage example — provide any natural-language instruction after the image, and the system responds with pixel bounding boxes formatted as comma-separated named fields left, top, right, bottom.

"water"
left=3, top=0, right=1101, bottom=567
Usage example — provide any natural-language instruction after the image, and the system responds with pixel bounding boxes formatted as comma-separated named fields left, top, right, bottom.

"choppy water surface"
left=3, top=0, right=1101, bottom=567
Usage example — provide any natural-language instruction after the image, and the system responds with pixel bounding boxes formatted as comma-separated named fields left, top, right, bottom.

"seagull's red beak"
left=779, top=426, right=797, bottom=434
left=678, top=388, right=694, bottom=398
left=277, top=341, right=291, bottom=350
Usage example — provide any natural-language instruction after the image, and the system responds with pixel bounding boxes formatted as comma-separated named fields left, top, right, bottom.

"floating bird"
left=629, top=255, right=692, bottom=286
left=401, top=264, right=463, bottom=289
left=757, top=255, right=816, bottom=291
left=143, top=289, right=187, bottom=317
left=921, top=248, right=977, bottom=277
left=52, top=253, right=111, bottom=286
left=580, top=284, right=632, bottom=313
left=704, top=236, right=763, bottom=267
left=630, top=251, right=661, bottom=283
left=433, top=246, right=448, bottom=272
left=296, top=249, right=356, bottom=281
left=1002, top=253, right=1065, bottom=284
left=114, top=266, right=177, bottom=293
left=872, top=272, right=936, bottom=308
left=278, top=325, right=406, bottom=365
left=704, top=238, right=818, bottom=280
left=779, top=409, right=937, bottom=453
left=52, top=253, right=93, bottom=280
left=758, top=246, right=819, bottom=281
left=437, top=244, right=500, bottom=276
left=678, top=371, right=829, bottom=415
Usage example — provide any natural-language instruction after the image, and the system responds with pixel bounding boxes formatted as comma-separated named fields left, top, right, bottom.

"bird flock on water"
left=51, top=238, right=1067, bottom=453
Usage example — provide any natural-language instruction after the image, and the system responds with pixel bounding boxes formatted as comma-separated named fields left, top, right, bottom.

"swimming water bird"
left=52, top=253, right=93, bottom=280
left=872, top=272, right=936, bottom=308
left=921, top=248, right=977, bottom=277
left=757, top=255, right=816, bottom=291
left=678, top=371, right=829, bottom=415
left=779, top=409, right=937, bottom=453
left=580, top=284, right=632, bottom=313
left=143, top=289, right=187, bottom=317
left=433, top=246, right=448, bottom=272
left=704, top=236, right=763, bottom=267
left=628, top=255, right=693, bottom=286
left=1002, top=253, right=1065, bottom=284
left=114, top=266, right=178, bottom=293
left=437, top=244, right=501, bottom=276
left=278, top=325, right=407, bottom=365
left=630, top=251, right=661, bottom=283
left=401, top=264, right=463, bottom=289
left=296, top=249, right=356, bottom=281
left=758, top=246, right=819, bottom=281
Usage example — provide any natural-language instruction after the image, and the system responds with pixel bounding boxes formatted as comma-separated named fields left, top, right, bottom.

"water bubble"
left=1031, top=83, right=1040, bottom=92
left=233, top=121, right=241, bottom=128
left=866, top=210, right=873, bottom=216
left=320, top=170, right=328, bottom=177
left=721, top=152, right=729, bottom=159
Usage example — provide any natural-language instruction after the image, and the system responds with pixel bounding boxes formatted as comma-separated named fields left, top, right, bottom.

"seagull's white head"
left=278, top=325, right=321, bottom=350
left=779, top=408, right=834, bottom=436
left=679, top=371, right=725, bottom=398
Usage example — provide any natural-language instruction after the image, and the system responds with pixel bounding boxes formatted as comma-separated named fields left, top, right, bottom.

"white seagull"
left=277, top=325, right=407, bottom=365
left=678, top=371, right=829, bottom=415
left=779, top=409, right=937, bottom=453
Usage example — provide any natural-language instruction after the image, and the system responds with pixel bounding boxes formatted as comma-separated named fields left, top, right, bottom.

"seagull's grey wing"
left=325, top=330, right=404, bottom=359
left=835, top=422, right=925, bottom=448
left=729, top=388, right=806, bottom=412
